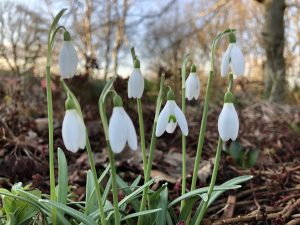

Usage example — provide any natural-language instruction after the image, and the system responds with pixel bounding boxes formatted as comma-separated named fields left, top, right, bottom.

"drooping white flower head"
left=109, top=94, right=138, bottom=153
left=62, top=97, right=86, bottom=153
left=59, top=31, right=78, bottom=79
left=221, top=32, right=245, bottom=77
left=156, top=89, right=188, bottom=137
left=185, top=64, right=200, bottom=100
left=218, top=92, right=239, bottom=141
left=128, top=59, right=144, bottom=99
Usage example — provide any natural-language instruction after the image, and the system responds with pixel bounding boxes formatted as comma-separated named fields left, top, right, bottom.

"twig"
left=213, top=199, right=300, bottom=225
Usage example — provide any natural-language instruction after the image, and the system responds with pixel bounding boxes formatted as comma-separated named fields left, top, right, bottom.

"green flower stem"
left=60, top=79, right=107, bottom=225
left=180, top=54, right=190, bottom=211
left=194, top=138, right=223, bottom=225
left=137, top=98, right=147, bottom=172
left=190, top=29, right=234, bottom=192
left=99, top=91, right=120, bottom=225
left=130, top=47, right=147, bottom=176
left=190, top=70, right=214, bottom=192
left=85, top=137, right=107, bottom=225
left=137, top=75, right=165, bottom=225
left=107, top=144, right=120, bottom=225
left=45, top=65, right=57, bottom=225
left=227, top=73, right=234, bottom=92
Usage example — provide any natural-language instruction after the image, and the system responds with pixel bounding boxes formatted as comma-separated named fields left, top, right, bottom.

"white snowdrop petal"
left=230, top=44, right=245, bottom=76
left=123, top=109, right=138, bottom=151
left=221, top=44, right=232, bottom=77
left=185, top=75, right=194, bottom=100
left=218, top=103, right=239, bottom=141
left=191, top=73, right=200, bottom=100
left=109, top=107, right=127, bottom=153
left=166, top=122, right=177, bottom=133
left=128, top=69, right=144, bottom=98
left=59, top=41, right=78, bottom=79
left=62, top=110, right=81, bottom=153
left=230, top=105, right=239, bottom=140
left=156, top=101, right=171, bottom=137
left=76, top=113, right=86, bottom=149
left=172, top=101, right=188, bottom=136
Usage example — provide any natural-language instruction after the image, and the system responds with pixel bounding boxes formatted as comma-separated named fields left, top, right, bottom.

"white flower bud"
left=185, top=72, right=200, bottom=100
left=59, top=41, right=78, bottom=79
left=221, top=43, right=245, bottom=77
left=128, top=68, right=144, bottom=98
left=109, top=107, right=138, bottom=153
left=218, top=103, right=239, bottom=141
left=62, top=109, right=86, bottom=153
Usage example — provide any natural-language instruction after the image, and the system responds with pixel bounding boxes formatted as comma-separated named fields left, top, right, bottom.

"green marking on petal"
left=168, top=114, right=177, bottom=123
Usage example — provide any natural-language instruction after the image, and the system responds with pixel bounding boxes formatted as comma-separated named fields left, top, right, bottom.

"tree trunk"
left=261, top=0, right=286, bottom=102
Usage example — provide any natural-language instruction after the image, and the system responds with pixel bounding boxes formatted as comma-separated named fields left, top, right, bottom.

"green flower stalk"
left=99, top=83, right=123, bottom=225
left=61, top=80, right=107, bottom=225
left=137, top=74, right=165, bottom=225
left=190, top=29, right=236, bottom=192
left=45, top=9, right=68, bottom=225
left=180, top=54, right=190, bottom=210
left=129, top=47, right=147, bottom=174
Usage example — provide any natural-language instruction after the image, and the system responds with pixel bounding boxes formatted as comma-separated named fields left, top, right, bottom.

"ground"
left=0, top=75, right=300, bottom=224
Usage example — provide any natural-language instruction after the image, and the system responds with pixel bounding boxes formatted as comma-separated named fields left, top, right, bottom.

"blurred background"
left=0, top=0, right=299, bottom=103
left=0, top=0, right=300, bottom=220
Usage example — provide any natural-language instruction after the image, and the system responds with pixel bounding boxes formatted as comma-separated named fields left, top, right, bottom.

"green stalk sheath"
left=107, top=144, right=120, bottom=225
left=85, top=138, right=107, bottom=225
left=137, top=75, right=165, bottom=225
left=194, top=138, right=223, bottom=225
left=45, top=65, right=57, bottom=225
left=190, top=70, right=214, bottom=191
left=137, top=98, right=147, bottom=173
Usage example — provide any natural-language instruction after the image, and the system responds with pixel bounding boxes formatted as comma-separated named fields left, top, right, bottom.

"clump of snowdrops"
left=0, top=9, right=252, bottom=225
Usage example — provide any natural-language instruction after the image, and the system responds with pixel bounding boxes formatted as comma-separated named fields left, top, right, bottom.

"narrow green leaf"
left=85, top=170, right=97, bottom=216
left=57, top=148, right=68, bottom=205
left=168, top=185, right=240, bottom=208
left=156, top=184, right=168, bottom=225
left=246, top=149, right=259, bottom=168
left=121, top=209, right=162, bottom=221
left=208, top=175, right=253, bottom=207
left=118, top=178, right=156, bottom=207
left=39, top=200, right=97, bottom=225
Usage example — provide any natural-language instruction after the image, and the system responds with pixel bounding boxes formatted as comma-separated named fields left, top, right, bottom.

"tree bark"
left=261, top=0, right=286, bottom=102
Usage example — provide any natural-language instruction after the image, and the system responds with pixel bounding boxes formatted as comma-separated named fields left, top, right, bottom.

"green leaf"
left=208, top=175, right=253, bottom=207
left=48, top=9, right=67, bottom=42
left=115, top=175, right=141, bottom=212
left=246, top=149, right=259, bottom=168
left=85, top=170, right=97, bottom=216
left=118, top=178, right=156, bottom=208
left=229, top=141, right=242, bottom=160
left=156, top=184, right=168, bottom=225
left=39, top=200, right=97, bottom=225
left=57, top=148, right=68, bottom=206
left=122, top=209, right=162, bottom=221
left=178, top=197, right=198, bottom=221
left=168, top=185, right=241, bottom=208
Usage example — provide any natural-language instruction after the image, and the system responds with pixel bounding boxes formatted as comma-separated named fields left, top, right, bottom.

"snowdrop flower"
left=59, top=31, right=78, bottom=79
left=185, top=64, right=200, bottom=100
left=62, top=97, right=86, bottom=153
left=218, top=91, right=239, bottom=141
left=156, top=89, right=188, bottom=137
left=128, top=58, right=144, bottom=98
left=109, top=94, right=138, bottom=153
left=221, top=32, right=245, bottom=77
